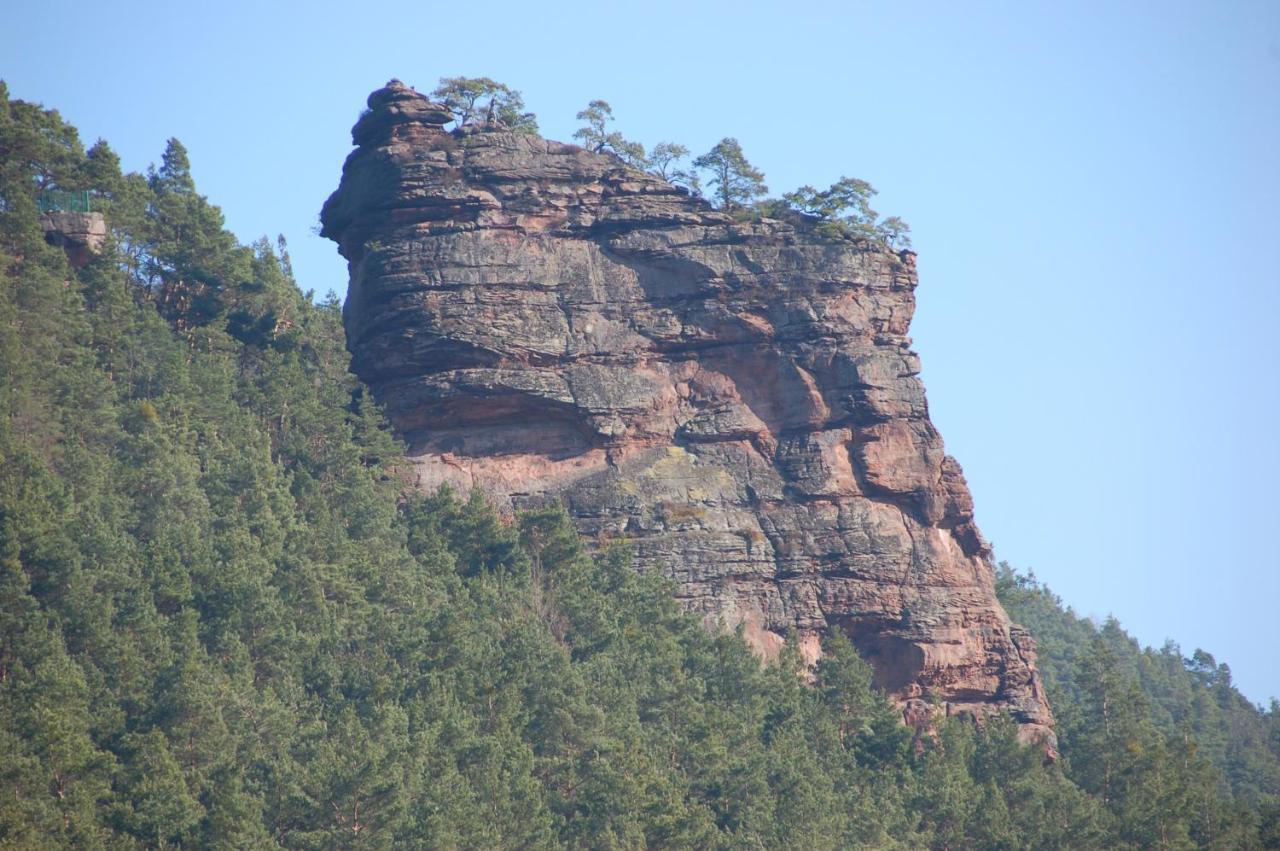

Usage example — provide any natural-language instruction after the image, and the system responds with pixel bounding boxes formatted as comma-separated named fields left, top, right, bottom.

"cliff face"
left=322, top=81, right=1053, bottom=738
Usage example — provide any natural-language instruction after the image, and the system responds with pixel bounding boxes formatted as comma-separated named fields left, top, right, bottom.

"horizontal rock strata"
left=322, top=80, right=1053, bottom=739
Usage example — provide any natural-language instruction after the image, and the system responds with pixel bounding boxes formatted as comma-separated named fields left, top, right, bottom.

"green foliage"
left=572, top=102, right=699, bottom=192
left=1, top=86, right=1274, bottom=849
left=431, top=76, right=538, bottom=133
left=998, top=563, right=1278, bottom=848
left=645, top=141, right=700, bottom=194
left=783, top=177, right=876, bottom=225
left=877, top=215, right=912, bottom=249
left=782, top=176, right=913, bottom=249
left=572, top=100, right=645, bottom=167
left=0, top=83, right=92, bottom=198
left=693, top=138, right=768, bottom=211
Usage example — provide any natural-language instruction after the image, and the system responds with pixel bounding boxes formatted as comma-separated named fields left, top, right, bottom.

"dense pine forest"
left=2, top=85, right=1277, bottom=848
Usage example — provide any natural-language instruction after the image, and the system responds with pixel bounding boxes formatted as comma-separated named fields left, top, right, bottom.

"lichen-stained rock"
left=322, top=80, right=1054, bottom=741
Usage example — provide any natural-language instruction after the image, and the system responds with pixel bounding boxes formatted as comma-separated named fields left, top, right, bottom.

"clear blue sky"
left=5, top=1, right=1278, bottom=703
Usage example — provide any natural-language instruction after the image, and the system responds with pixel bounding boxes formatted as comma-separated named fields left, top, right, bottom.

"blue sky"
left=5, top=0, right=1278, bottom=703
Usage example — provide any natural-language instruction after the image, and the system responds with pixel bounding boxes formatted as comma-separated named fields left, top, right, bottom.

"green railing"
left=38, top=189, right=92, bottom=213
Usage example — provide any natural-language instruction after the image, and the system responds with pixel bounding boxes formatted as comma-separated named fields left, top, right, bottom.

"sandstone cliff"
left=321, top=81, right=1053, bottom=739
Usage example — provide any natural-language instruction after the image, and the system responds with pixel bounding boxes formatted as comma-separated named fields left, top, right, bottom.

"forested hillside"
left=2, top=85, right=1276, bottom=848
left=997, top=567, right=1280, bottom=829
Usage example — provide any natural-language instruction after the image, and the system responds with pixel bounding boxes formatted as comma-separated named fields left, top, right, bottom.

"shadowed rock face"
left=322, top=80, right=1053, bottom=740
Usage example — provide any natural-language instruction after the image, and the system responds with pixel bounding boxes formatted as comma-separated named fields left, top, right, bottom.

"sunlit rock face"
left=322, top=80, right=1053, bottom=740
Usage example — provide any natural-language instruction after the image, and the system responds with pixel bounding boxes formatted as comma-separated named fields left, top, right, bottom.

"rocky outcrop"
left=322, top=80, right=1053, bottom=739
left=41, top=210, right=106, bottom=267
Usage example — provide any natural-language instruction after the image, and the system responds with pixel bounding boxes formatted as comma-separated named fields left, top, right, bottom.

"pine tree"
left=572, top=100, right=645, bottom=166
left=693, top=138, right=768, bottom=211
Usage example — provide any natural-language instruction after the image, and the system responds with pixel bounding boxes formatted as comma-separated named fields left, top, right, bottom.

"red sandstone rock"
left=321, top=81, right=1054, bottom=742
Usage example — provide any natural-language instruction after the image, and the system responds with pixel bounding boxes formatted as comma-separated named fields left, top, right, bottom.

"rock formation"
left=321, top=80, right=1053, bottom=739
left=41, top=210, right=106, bottom=268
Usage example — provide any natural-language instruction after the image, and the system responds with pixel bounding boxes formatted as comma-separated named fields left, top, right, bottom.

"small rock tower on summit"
left=39, top=192, right=105, bottom=268
left=322, top=80, right=1055, bottom=742
left=350, top=79, right=454, bottom=147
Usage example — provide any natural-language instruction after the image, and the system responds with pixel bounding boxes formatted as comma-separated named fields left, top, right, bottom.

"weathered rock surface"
left=41, top=210, right=106, bottom=267
left=322, top=80, right=1053, bottom=739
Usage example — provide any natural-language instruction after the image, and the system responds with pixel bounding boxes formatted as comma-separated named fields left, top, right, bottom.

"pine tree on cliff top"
left=694, top=137, right=768, bottom=211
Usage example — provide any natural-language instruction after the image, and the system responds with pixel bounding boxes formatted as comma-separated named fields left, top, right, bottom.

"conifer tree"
left=693, top=138, right=768, bottom=211
left=572, top=99, right=646, bottom=166
left=431, top=77, right=538, bottom=133
left=646, top=141, right=701, bottom=193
